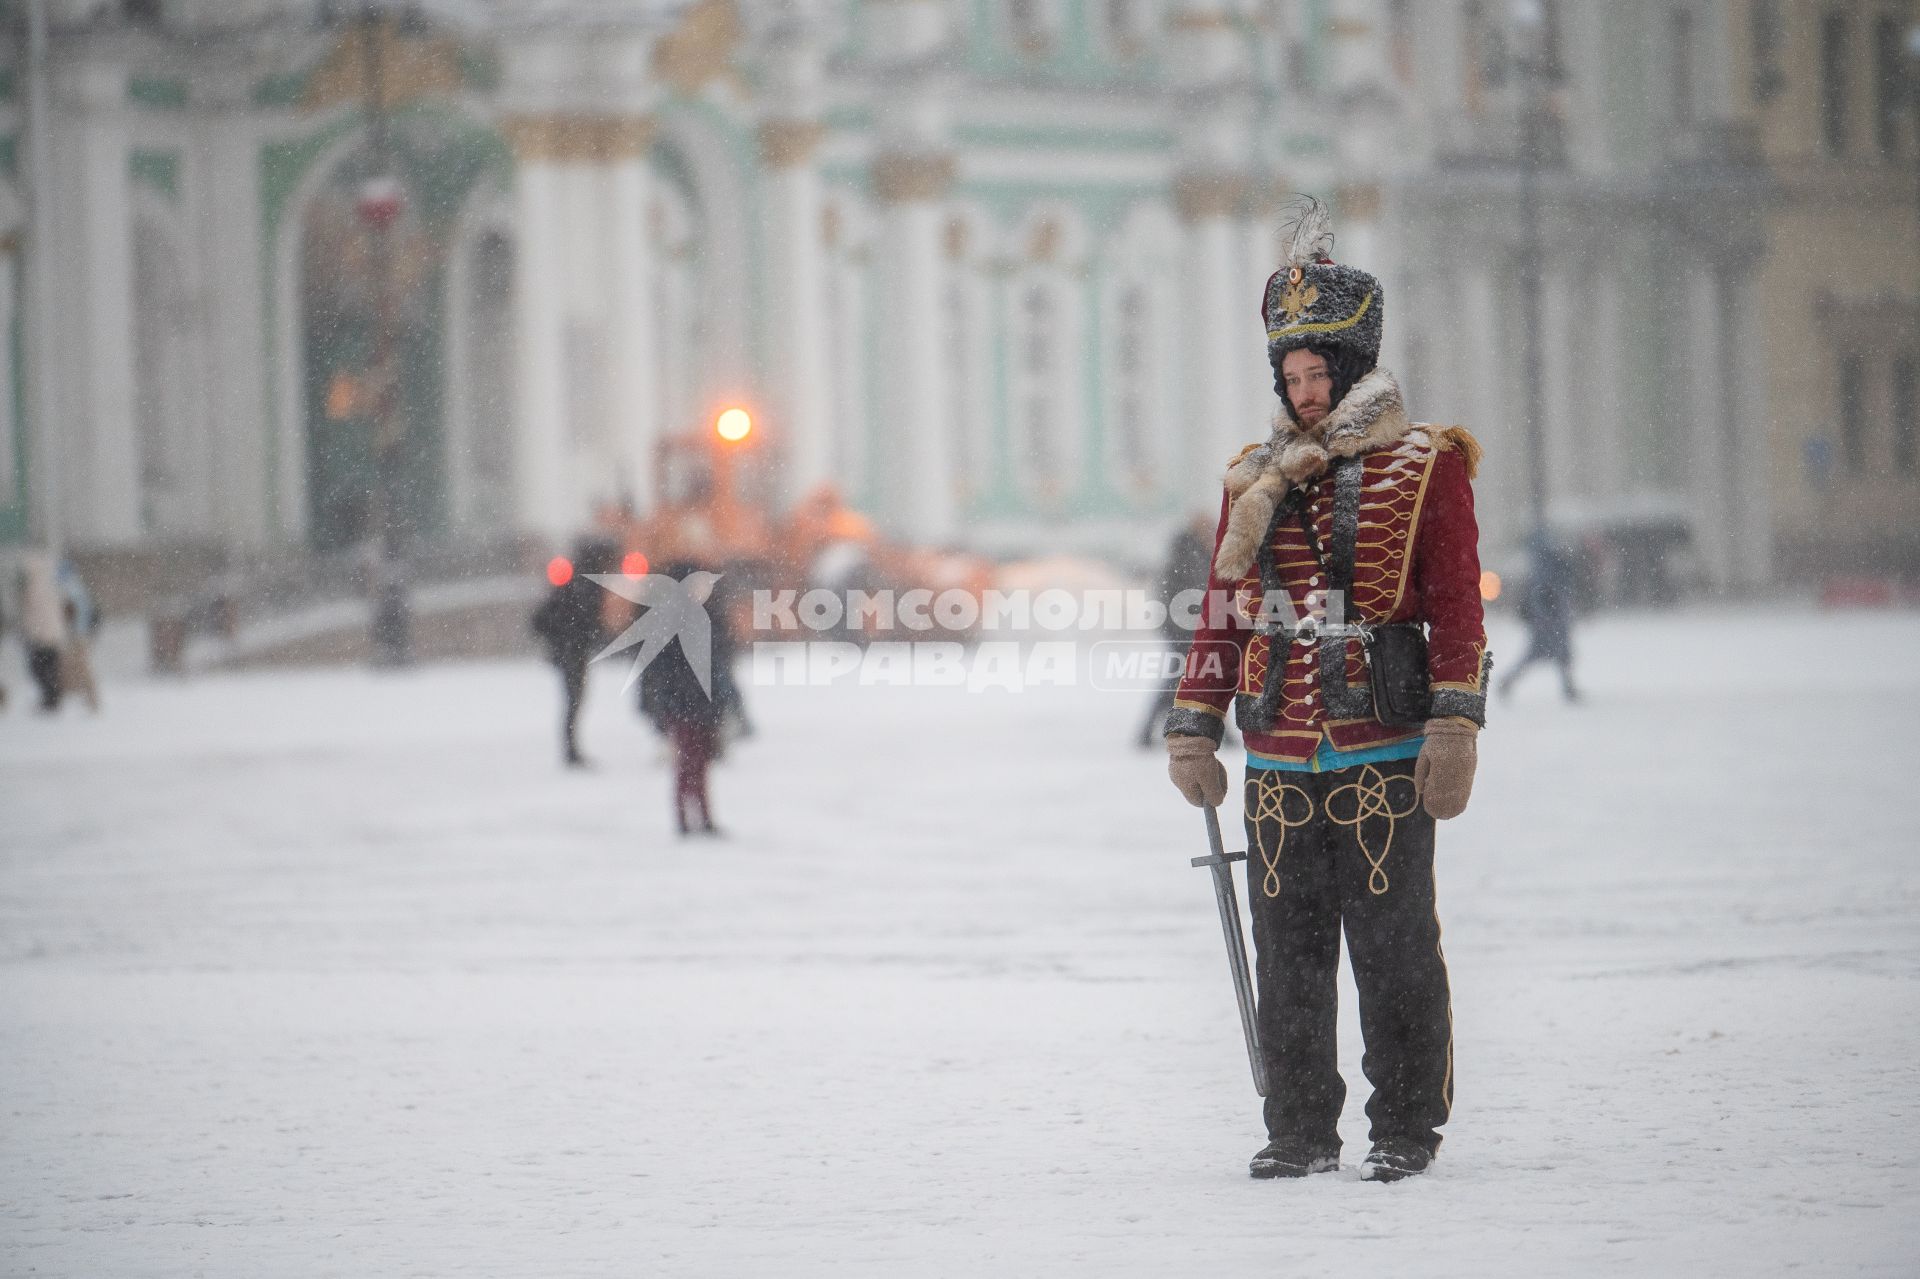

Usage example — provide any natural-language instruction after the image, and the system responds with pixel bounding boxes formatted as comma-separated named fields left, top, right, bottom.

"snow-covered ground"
left=2, top=607, right=1917, bottom=1277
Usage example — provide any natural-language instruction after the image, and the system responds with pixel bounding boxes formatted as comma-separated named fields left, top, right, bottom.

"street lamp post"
left=1511, top=0, right=1551, bottom=542
left=1908, top=24, right=1920, bottom=261
left=21, top=0, right=62, bottom=558
left=319, top=0, right=484, bottom=666
left=354, top=5, right=412, bottom=667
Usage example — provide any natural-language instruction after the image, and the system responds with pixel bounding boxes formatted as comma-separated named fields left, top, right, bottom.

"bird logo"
left=588, top=571, right=723, bottom=695
left=1278, top=277, right=1319, bottom=323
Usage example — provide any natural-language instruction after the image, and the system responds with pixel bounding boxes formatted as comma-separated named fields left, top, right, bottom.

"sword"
left=1191, top=805, right=1270, bottom=1097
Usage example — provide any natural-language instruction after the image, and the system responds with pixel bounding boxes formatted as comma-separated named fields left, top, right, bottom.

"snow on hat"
left=1260, top=197, right=1384, bottom=372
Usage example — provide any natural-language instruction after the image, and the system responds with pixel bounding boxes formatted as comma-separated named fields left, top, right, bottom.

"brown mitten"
left=1166, top=733, right=1229, bottom=808
left=1413, top=717, right=1479, bottom=819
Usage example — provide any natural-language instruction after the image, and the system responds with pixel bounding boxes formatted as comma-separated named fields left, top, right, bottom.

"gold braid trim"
left=1248, top=773, right=1316, bottom=899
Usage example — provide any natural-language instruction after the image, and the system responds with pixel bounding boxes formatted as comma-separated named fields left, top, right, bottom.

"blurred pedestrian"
left=1500, top=534, right=1581, bottom=704
left=531, top=537, right=618, bottom=768
left=637, top=562, right=726, bottom=838
left=0, top=573, right=10, bottom=713
left=1136, top=512, right=1216, bottom=747
left=17, top=551, right=69, bottom=713
left=57, top=559, right=102, bottom=713
left=705, top=569, right=753, bottom=743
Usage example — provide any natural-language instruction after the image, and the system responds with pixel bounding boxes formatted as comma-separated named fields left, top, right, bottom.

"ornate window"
left=1537, top=0, right=1567, bottom=85
left=820, top=200, right=872, bottom=498
left=1104, top=278, right=1170, bottom=502
left=1839, top=355, right=1867, bottom=471
left=133, top=214, right=199, bottom=536
left=1100, top=0, right=1150, bottom=60
left=461, top=231, right=515, bottom=523
left=1874, top=16, right=1904, bottom=157
left=1005, top=0, right=1062, bottom=57
left=943, top=217, right=994, bottom=507
left=1750, top=0, right=1785, bottom=104
left=1895, top=356, right=1917, bottom=475
left=1006, top=268, right=1082, bottom=507
left=1388, top=0, right=1416, bottom=87
left=648, top=179, right=702, bottom=459
left=1671, top=7, right=1696, bottom=127
left=1461, top=0, right=1507, bottom=116
left=0, top=248, right=16, bottom=506
left=1821, top=10, right=1851, bottom=155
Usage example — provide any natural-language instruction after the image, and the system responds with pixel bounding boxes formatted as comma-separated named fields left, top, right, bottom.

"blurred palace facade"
left=0, top=0, right=1915, bottom=588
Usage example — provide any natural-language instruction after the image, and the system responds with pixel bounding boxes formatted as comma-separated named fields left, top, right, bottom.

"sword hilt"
left=1190, top=850, right=1247, bottom=868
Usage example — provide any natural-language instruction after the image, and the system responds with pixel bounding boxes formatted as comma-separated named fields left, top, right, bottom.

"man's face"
left=1280, top=348, right=1334, bottom=428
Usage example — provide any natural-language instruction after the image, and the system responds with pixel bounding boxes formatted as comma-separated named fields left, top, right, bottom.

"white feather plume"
left=1280, top=196, right=1335, bottom=268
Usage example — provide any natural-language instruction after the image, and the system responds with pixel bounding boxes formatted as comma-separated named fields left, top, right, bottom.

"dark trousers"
left=669, top=720, right=716, bottom=832
left=1243, top=757, right=1453, bottom=1154
left=28, top=645, right=63, bottom=711
left=558, top=660, right=587, bottom=762
left=1500, top=633, right=1577, bottom=701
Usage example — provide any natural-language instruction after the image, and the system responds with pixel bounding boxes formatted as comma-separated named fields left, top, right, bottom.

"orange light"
left=715, top=407, right=753, bottom=442
left=622, top=550, right=649, bottom=578
left=325, top=372, right=360, bottom=421
left=1480, top=570, right=1502, bottom=602
left=546, top=556, right=574, bottom=587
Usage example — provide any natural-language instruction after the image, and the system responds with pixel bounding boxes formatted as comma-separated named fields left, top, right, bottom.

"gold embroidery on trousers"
left=1325, top=764, right=1420, bottom=896
left=1247, top=773, right=1315, bottom=899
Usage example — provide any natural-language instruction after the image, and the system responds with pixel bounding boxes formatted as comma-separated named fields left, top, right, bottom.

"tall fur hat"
left=1260, top=197, right=1385, bottom=372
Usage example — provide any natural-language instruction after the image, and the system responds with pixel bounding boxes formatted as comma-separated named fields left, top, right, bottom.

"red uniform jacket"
left=1166, top=380, right=1490, bottom=765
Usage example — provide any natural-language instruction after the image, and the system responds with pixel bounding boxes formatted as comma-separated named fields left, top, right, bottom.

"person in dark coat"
left=704, top=570, right=753, bottom=743
left=637, top=561, right=728, bottom=838
left=18, top=551, right=69, bottom=713
left=531, top=537, right=618, bottom=767
left=1137, top=512, right=1218, bottom=747
left=1499, top=533, right=1581, bottom=704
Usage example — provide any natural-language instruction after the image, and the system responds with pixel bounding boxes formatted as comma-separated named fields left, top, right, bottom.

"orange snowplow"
left=590, top=417, right=995, bottom=645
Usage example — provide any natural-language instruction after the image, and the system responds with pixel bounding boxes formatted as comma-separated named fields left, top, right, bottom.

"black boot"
left=1249, top=1140, right=1340, bottom=1179
left=1360, top=1137, right=1435, bottom=1183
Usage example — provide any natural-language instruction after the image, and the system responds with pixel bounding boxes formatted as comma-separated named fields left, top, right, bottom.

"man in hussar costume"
left=1164, top=201, right=1490, bottom=1183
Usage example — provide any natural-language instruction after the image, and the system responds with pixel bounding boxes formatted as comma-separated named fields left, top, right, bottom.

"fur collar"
left=1213, top=366, right=1413, bottom=581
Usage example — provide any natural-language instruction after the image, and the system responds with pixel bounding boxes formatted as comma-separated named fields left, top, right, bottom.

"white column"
left=863, top=0, right=954, bottom=540
left=1178, top=181, right=1249, bottom=497
left=604, top=141, right=659, bottom=514
left=757, top=11, right=833, bottom=507
left=1459, top=267, right=1518, bottom=553
left=442, top=229, right=478, bottom=531
left=510, top=152, right=570, bottom=543
left=872, top=163, right=954, bottom=542
left=557, top=160, right=599, bottom=520
left=213, top=109, right=296, bottom=549
left=1682, top=263, right=1734, bottom=589
left=1725, top=267, right=1772, bottom=587
left=0, top=246, right=17, bottom=503
left=1539, top=264, right=1578, bottom=515
left=759, top=128, right=833, bottom=505
left=53, top=60, right=141, bottom=546
left=1585, top=266, right=1628, bottom=505
left=1240, top=212, right=1279, bottom=434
